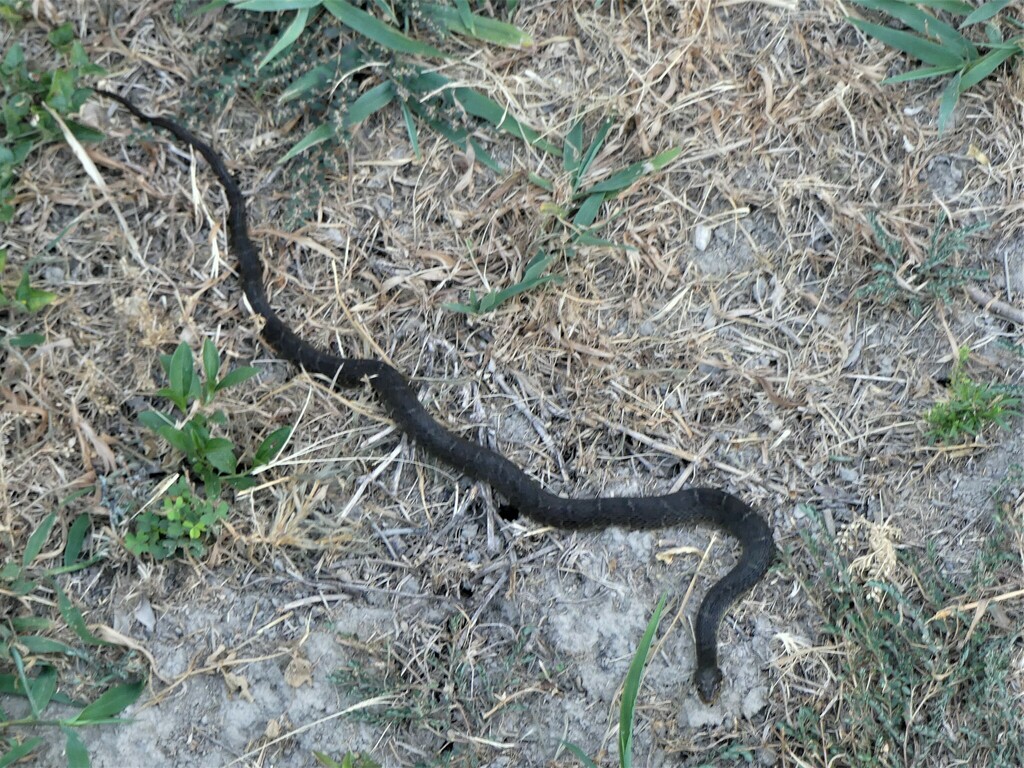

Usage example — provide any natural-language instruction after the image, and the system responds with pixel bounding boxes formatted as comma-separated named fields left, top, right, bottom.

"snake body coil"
left=98, top=88, right=775, bottom=703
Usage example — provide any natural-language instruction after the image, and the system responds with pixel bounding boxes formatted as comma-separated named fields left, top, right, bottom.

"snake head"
left=694, top=665, right=723, bottom=705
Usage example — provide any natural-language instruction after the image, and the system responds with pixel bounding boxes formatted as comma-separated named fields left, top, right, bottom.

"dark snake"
left=96, top=88, right=776, bottom=704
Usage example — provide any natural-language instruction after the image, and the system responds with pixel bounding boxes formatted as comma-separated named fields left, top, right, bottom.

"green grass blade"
left=0, top=738, right=43, bottom=768
left=576, top=118, right=613, bottom=187
left=322, top=0, right=446, bottom=57
left=278, top=122, right=336, bottom=163
left=582, top=146, right=681, bottom=197
left=619, top=594, right=668, bottom=767
left=257, top=7, right=311, bottom=70
left=399, top=101, right=420, bottom=159
left=848, top=18, right=967, bottom=66
left=560, top=742, right=601, bottom=768
left=61, top=726, right=90, bottom=768
left=572, top=192, right=605, bottom=229
left=28, top=665, right=58, bottom=712
left=342, top=81, right=397, bottom=131
left=420, top=2, right=533, bottom=47
left=938, top=71, right=962, bottom=131
left=909, top=1, right=974, bottom=13
left=452, top=87, right=559, bottom=153
left=882, top=63, right=963, bottom=83
left=528, top=171, right=554, bottom=192
left=236, top=0, right=322, bottom=9
left=68, top=679, right=145, bottom=725
left=963, top=0, right=1012, bottom=26
left=17, top=636, right=81, bottom=656
left=850, top=0, right=976, bottom=58
left=278, top=63, right=335, bottom=104
left=959, top=43, right=1022, bottom=89
left=64, top=513, right=91, bottom=567
left=23, top=512, right=57, bottom=566
left=8, top=333, right=46, bottom=347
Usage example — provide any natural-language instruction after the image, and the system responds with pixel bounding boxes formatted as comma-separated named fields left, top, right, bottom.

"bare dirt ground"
left=3, top=0, right=1024, bottom=766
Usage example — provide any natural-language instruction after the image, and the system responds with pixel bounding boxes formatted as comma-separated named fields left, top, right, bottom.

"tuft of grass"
left=0, top=512, right=146, bottom=768
left=847, top=0, right=1024, bottom=131
left=858, top=213, right=989, bottom=316
left=446, top=120, right=682, bottom=314
left=780, top=504, right=1024, bottom=767
left=925, top=346, right=1021, bottom=443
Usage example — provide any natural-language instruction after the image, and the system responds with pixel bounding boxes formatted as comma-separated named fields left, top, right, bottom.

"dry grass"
left=3, top=0, right=1024, bottom=765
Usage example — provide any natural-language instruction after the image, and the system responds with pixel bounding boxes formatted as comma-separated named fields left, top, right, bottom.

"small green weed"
left=847, top=0, right=1024, bottom=131
left=139, top=339, right=291, bottom=498
left=858, top=214, right=989, bottom=315
left=0, top=247, right=57, bottom=348
left=562, top=594, right=667, bottom=768
left=313, top=751, right=381, bottom=768
left=780, top=506, right=1024, bottom=767
left=925, top=346, right=1021, bottom=443
left=129, top=339, right=291, bottom=559
left=1, top=511, right=146, bottom=767
left=122, top=476, right=230, bottom=560
left=446, top=119, right=682, bottom=314
left=1, top=18, right=105, bottom=222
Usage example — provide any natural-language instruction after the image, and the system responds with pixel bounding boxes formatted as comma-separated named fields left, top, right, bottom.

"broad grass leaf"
left=938, top=71, right=962, bottom=131
left=68, top=679, right=145, bottom=725
left=236, top=0, right=322, bottom=9
left=0, top=737, right=42, bottom=768
left=850, top=0, right=976, bottom=59
left=343, top=81, right=397, bottom=131
left=278, top=63, right=334, bottom=104
left=849, top=18, right=966, bottom=66
left=959, top=43, right=1022, bottom=89
left=582, top=146, right=681, bottom=197
left=61, top=727, right=89, bottom=768
left=23, top=512, right=57, bottom=566
left=619, top=594, right=667, bottom=767
left=64, top=513, right=91, bottom=567
left=963, top=0, right=1013, bottom=26
left=882, top=63, right=962, bottom=83
left=421, top=2, right=532, bottom=47
left=322, top=0, right=446, bottom=57
left=572, top=193, right=605, bottom=229
left=279, top=122, right=335, bottom=163
left=254, top=426, right=292, bottom=466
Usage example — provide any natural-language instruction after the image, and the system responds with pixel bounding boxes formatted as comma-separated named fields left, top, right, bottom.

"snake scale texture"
left=97, top=87, right=775, bottom=704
